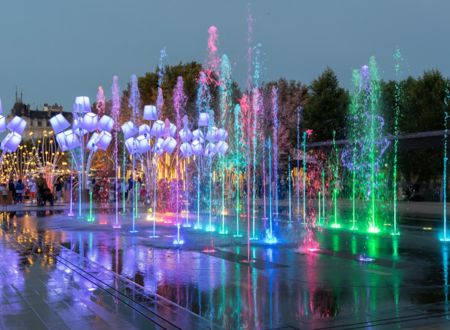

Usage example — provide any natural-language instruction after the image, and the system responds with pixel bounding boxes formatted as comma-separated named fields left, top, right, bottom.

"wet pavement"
left=1, top=207, right=450, bottom=329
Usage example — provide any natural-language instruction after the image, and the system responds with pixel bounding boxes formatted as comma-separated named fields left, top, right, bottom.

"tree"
left=261, top=78, right=308, bottom=157
left=138, top=62, right=203, bottom=123
left=303, top=68, right=349, bottom=141
left=401, top=70, right=449, bottom=133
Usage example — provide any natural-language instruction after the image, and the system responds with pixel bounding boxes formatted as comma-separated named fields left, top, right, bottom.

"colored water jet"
left=233, top=104, right=244, bottom=238
left=302, top=131, right=307, bottom=224
left=265, top=138, right=277, bottom=244
left=330, top=131, right=340, bottom=229
left=296, top=107, right=302, bottom=221
left=173, top=76, right=187, bottom=242
left=391, top=49, right=403, bottom=235
left=218, top=54, right=232, bottom=235
left=271, top=87, right=279, bottom=220
left=128, top=74, right=140, bottom=233
left=442, top=109, right=450, bottom=242
left=288, top=155, right=292, bottom=224
left=250, top=44, right=262, bottom=240
left=111, top=75, right=121, bottom=229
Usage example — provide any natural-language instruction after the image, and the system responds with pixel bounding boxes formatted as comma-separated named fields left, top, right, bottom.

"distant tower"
left=15, top=87, right=23, bottom=103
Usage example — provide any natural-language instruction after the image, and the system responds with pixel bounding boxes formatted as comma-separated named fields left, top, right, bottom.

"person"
left=29, top=179, right=37, bottom=204
left=140, top=184, right=147, bottom=202
left=15, top=179, right=25, bottom=204
left=127, top=176, right=134, bottom=203
left=0, top=183, right=8, bottom=208
left=36, top=173, right=47, bottom=205
left=55, top=179, right=63, bottom=202
left=8, top=178, right=15, bottom=205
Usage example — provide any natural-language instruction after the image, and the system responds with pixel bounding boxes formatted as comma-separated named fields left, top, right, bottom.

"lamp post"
left=52, top=97, right=113, bottom=220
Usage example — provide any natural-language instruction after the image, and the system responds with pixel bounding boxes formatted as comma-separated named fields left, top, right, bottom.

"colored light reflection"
left=358, top=254, right=374, bottom=262
left=264, top=231, right=277, bottom=245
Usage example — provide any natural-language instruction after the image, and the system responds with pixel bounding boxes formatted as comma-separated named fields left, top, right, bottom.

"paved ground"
left=0, top=234, right=165, bottom=330
left=1, top=201, right=450, bottom=329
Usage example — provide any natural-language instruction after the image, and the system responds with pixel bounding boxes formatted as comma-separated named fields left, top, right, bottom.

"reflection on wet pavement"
left=1, top=211, right=450, bottom=329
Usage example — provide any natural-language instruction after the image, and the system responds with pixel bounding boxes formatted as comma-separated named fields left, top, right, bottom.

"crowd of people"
left=0, top=174, right=67, bottom=207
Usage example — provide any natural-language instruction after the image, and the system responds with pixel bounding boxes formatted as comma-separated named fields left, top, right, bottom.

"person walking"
left=127, top=176, right=134, bottom=204
left=0, top=183, right=8, bottom=208
left=8, top=178, right=16, bottom=205
left=29, top=178, right=37, bottom=204
left=15, top=179, right=24, bottom=204
left=55, top=179, right=63, bottom=202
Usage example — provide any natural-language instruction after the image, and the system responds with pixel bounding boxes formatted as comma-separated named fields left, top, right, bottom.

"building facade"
left=7, top=96, right=72, bottom=139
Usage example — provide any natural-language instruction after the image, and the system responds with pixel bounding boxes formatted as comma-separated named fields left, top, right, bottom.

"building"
left=7, top=93, right=72, bottom=139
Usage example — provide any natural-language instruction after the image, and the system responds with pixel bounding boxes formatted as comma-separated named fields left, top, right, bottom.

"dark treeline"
left=114, top=62, right=449, bottom=199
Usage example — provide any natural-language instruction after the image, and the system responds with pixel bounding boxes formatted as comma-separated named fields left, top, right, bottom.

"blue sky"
left=0, top=0, right=449, bottom=112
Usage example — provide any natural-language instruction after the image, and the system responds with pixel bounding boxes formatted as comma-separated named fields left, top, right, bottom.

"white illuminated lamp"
left=72, top=118, right=87, bottom=136
left=143, top=105, right=158, bottom=121
left=180, top=142, right=193, bottom=158
left=191, top=139, right=204, bottom=156
left=1, top=132, right=22, bottom=152
left=49, top=114, right=70, bottom=134
left=121, top=121, right=138, bottom=139
left=215, top=128, right=228, bottom=141
left=169, top=122, right=177, bottom=137
left=87, top=132, right=100, bottom=151
left=0, top=116, right=6, bottom=133
left=139, top=124, right=151, bottom=137
left=96, top=131, right=112, bottom=150
left=206, top=126, right=218, bottom=142
left=98, top=115, right=114, bottom=132
left=73, top=96, right=91, bottom=113
left=151, top=120, right=165, bottom=138
left=198, top=112, right=209, bottom=127
left=7, top=116, right=26, bottom=134
left=215, top=141, right=229, bottom=155
left=154, top=138, right=164, bottom=155
left=162, top=137, right=177, bottom=154
left=56, top=132, right=67, bottom=149
left=192, top=129, right=205, bottom=144
left=179, top=127, right=193, bottom=143
left=205, top=142, right=217, bottom=157
left=125, top=137, right=136, bottom=154
left=82, top=112, right=98, bottom=132
left=64, top=129, right=81, bottom=149
left=136, top=135, right=150, bottom=153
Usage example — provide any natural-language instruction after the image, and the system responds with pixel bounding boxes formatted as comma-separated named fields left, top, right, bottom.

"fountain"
left=265, top=137, right=277, bottom=244
left=302, top=131, right=307, bottom=224
left=442, top=107, right=449, bottom=242
left=391, top=48, right=403, bottom=236
left=111, top=76, right=121, bottom=229
left=218, top=54, right=232, bottom=235
left=249, top=44, right=263, bottom=240
left=233, top=104, right=245, bottom=238
left=173, top=76, right=187, bottom=245
left=271, top=87, right=279, bottom=221
left=330, top=131, right=340, bottom=229
left=341, top=58, right=390, bottom=233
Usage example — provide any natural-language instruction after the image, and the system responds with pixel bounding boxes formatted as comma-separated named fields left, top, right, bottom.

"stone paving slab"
left=0, top=240, right=162, bottom=330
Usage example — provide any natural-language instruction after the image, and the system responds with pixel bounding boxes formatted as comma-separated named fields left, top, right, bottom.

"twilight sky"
left=0, top=0, right=449, bottom=112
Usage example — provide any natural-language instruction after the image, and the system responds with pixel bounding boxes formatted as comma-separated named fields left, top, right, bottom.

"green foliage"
left=138, top=62, right=203, bottom=122
left=261, top=78, right=307, bottom=159
left=303, top=68, right=349, bottom=141
left=381, top=70, right=450, bottom=183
